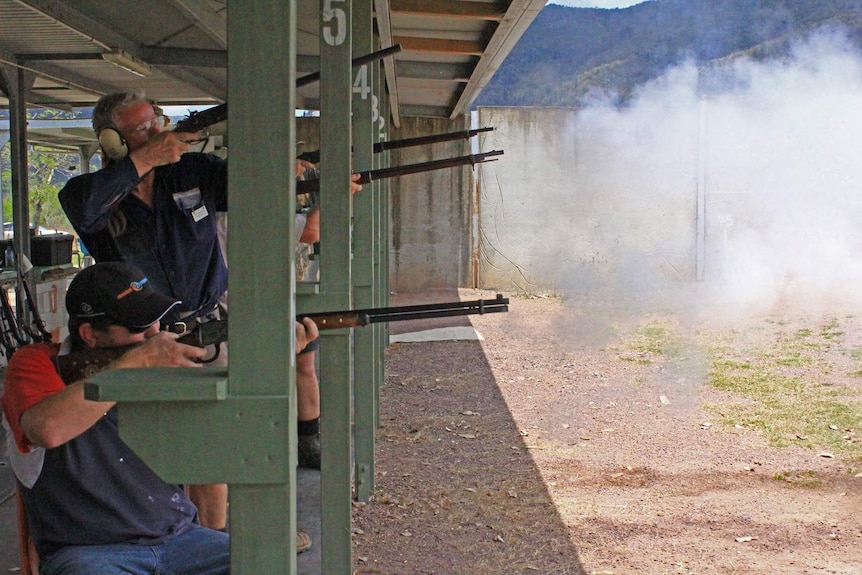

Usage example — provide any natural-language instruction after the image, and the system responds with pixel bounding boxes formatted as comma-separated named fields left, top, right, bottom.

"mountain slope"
left=476, top=0, right=862, bottom=107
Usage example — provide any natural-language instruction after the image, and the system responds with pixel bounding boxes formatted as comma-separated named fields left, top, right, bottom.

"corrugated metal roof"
left=0, top=0, right=545, bottom=128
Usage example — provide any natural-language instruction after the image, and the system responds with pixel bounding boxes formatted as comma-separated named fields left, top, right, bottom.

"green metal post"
left=227, top=2, right=298, bottom=572
left=351, top=0, right=376, bottom=503
left=86, top=3, right=301, bottom=574
left=319, top=0, right=354, bottom=571
left=375, top=56, right=390, bottom=410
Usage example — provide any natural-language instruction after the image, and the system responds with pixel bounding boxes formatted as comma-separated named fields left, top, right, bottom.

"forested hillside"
left=476, top=0, right=862, bottom=107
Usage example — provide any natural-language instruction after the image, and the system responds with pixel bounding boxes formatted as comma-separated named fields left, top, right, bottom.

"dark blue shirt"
left=59, top=154, right=228, bottom=318
left=12, top=344, right=198, bottom=560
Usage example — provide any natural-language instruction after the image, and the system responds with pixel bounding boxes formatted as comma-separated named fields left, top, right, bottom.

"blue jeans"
left=39, top=525, right=229, bottom=575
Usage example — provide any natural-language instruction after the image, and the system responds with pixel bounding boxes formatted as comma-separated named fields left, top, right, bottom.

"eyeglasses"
left=122, top=115, right=164, bottom=137
left=110, top=321, right=152, bottom=334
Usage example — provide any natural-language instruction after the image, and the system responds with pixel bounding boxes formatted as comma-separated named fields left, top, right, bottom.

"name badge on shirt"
left=173, top=188, right=209, bottom=222
left=192, top=205, right=209, bottom=222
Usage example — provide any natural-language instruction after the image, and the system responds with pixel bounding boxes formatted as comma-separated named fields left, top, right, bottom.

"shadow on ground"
left=352, top=290, right=586, bottom=575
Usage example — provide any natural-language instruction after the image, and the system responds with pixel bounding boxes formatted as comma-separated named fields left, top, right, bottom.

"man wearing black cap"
left=1, top=262, right=317, bottom=573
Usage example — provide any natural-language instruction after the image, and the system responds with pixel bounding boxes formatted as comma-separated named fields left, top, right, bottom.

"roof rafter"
left=390, top=0, right=505, bottom=21
left=393, top=36, right=486, bottom=56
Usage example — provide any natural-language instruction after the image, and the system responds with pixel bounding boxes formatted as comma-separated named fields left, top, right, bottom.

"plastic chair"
left=15, top=489, right=39, bottom=575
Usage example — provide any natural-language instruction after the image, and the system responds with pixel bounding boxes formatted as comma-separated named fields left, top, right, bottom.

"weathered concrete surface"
left=476, top=106, right=699, bottom=295
left=297, top=115, right=473, bottom=292
left=387, top=116, right=473, bottom=291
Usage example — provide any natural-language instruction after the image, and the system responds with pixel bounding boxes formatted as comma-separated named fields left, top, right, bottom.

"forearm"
left=21, top=382, right=115, bottom=449
left=299, top=206, right=320, bottom=244
left=59, top=160, right=140, bottom=233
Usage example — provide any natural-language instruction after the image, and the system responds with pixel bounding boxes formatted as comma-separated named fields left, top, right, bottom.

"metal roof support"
left=373, top=47, right=391, bottom=475
left=372, top=0, right=400, bottom=128
left=318, top=0, right=355, bottom=571
left=376, top=57, right=391, bottom=321
left=0, top=63, right=34, bottom=280
left=84, top=2, right=301, bottom=574
left=225, top=1, right=298, bottom=571
left=351, top=0, right=378, bottom=505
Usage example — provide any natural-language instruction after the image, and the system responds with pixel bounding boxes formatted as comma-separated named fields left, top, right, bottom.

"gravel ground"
left=352, top=287, right=862, bottom=575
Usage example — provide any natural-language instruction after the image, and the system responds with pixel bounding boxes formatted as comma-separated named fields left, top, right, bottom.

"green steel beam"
left=87, top=3, right=300, bottom=573
left=352, top=0, right=376, bottom=504
left=319, top=0, right=355, bottom=571
left=226, top=2, right=298, bottom=573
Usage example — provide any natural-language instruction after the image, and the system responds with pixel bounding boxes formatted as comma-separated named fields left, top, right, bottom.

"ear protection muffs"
left=98, top=127, right=128, bottom=161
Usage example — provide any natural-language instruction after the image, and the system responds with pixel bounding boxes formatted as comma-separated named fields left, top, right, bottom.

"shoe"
left=296, top=529, right=312, bottom=554
left=298, top=433, right=321, bottom=469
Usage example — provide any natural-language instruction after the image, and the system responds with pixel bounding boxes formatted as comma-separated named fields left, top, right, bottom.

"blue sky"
left=548, top=1, right=648, bottom=7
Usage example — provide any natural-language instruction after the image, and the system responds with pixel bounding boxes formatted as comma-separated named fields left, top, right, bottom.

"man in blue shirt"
left=59, top=90, right=232, bottom=532
left=2, top=262, right=230, bottom=574
left=60, top=91, right=227, bottom=324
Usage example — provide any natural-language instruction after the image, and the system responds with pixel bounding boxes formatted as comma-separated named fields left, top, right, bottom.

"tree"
left=0, top=144, right=76, bottom=233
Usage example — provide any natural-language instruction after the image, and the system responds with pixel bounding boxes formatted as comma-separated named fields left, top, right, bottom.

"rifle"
left=296, top=127, right=496, bottom=164
left=0, top=286, right=19, bottom=358
left=19, top=277, right=52, bottom=343
left=54, top=319, right=229, bottom=383
left=0, top=284, right=27, bottom=358
left=173, top=44, right=402, bottom=134
left=295, top=150, right=504, bottom=195
left=54, top=295, right=508, bottom=383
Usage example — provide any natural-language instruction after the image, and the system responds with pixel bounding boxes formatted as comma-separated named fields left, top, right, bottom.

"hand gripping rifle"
left=173, top=44, right=403, bottom=134
left=54, top=295, right=508, bottom=383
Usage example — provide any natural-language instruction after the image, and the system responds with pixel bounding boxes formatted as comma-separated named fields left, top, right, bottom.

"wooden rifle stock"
left=54, top=295, right=508, bottom=383
left=295, top=150, right=504, bottom=195
left=54, top=321, right=227, bottom=384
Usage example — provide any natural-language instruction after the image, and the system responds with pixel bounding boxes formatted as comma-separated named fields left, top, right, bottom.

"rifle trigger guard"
left=167, top=321, right=188, bottom=335
left=197, top=342, right=221, bottom=364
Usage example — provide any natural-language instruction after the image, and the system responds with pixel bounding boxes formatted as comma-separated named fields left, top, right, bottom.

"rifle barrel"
left=295, top=150, right=504, bottom=195
left=301, top=295, right=509, bottom=331
left=175, top=45, right=402, bottom=133
left=374, top=127, right=494, bottom=153
left=298, top=127, right=495, bottom=164
left=296, top=44, right=401, bottom=87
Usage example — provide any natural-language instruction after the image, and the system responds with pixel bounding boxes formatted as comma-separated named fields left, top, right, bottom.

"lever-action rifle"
left=54, top=295, right=509, bottom=383
left=295, top=150, right=504, bottom=195
left=296, top=127, right=496, bottom=164
left=173, top=44, right=402, bottom=134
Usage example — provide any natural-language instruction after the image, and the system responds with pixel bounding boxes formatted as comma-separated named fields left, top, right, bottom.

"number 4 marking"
left=353, top=65, right=371, bottom=99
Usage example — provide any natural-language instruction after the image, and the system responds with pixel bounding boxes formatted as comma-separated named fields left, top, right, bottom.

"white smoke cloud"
left=543, top=27, right=862, bottom=320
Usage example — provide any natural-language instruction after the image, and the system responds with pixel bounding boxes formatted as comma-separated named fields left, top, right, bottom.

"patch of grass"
left=773, top=469, right=821, bottom=487
left=622, top=320, right=683, bottom=357
left=620, top=357, right=652, bottom=365
left=821, top=317, right=843, bottom=340
left=704, top=316, right=862, bottom=461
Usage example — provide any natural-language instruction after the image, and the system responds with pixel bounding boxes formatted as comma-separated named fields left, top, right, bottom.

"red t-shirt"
left=2, top=342, right=64, bottom=453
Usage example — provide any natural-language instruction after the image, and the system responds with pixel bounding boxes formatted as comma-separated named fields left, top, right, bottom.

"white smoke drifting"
left=534, top=27, right=862, bottom=321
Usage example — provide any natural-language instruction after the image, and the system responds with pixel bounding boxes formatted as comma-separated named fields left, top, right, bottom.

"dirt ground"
left=351, top=287, right=862, bottom=575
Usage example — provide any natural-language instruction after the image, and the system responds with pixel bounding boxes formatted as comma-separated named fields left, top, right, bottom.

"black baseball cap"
left=66, top=262, right=181, bottom=330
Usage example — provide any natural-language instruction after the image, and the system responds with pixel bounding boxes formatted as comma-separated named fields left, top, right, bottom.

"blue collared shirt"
left=59, top=153, right=228, bottom=319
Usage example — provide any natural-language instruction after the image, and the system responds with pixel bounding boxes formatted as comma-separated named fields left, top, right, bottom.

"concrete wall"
left=387, top=116, right=473, bottom=291
left=475, top=106, right=700, bottom=295
left=297, top=115, right=473, bottom=292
